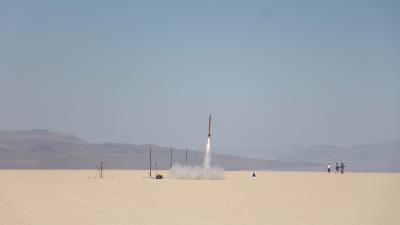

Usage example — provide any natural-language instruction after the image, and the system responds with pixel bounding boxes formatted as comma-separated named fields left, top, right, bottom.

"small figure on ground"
left=335, top=162, right=339, bottom=174
left=327, top=163, right=331, bottom=174
left=251, top=171, right=257, bottom=181
left=340, top=162, right=345, bottom=174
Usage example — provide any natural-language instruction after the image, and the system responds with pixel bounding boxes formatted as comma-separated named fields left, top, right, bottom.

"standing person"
left=340, top=162, right=345, bottom=174
left=327, top=163, right=331, bottom=174
left=335, top=162, right=339, bottom=174
left=251, top=171, right=257, bottom=181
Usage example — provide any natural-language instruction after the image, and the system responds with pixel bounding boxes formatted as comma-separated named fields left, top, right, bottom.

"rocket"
left=208, top=114, right=211, bottom=137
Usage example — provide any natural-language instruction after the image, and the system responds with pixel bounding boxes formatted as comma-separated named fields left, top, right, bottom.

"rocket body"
left=208, top=114, right=211, bottom=137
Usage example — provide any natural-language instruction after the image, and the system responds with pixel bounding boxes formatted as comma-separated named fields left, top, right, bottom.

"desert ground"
left=0, top=170, right=399, bottom=225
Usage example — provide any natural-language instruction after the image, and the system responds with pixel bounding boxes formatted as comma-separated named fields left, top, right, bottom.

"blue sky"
left=0, top=0, right=399, bottom=151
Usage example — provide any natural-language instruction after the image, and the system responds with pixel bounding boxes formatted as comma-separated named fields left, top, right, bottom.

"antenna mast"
left=100, top=160, right=103, bottom=178
left=149, top=146, right=152, bottom=178
left=185, top=147, right=188, bottom=167
left=170, top=148, right=173, bottom=168
left=96, top=160, right=105, bottom=178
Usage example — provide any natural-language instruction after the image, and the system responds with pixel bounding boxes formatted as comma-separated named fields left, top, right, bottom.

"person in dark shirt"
left=340, top=162, right=345, bottom=174
left=335, top=162, right=339, bottom=174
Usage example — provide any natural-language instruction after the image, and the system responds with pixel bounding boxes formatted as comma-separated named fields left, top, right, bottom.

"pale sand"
left=0, top=170, right=399, bottom=225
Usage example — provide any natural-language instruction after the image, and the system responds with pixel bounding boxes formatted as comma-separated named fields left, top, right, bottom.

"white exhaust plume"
left=204, top=136, right=211, bottom=169
left=169, top=164, right=224, bottom=180
left=169, top=114, right=224, bottom=180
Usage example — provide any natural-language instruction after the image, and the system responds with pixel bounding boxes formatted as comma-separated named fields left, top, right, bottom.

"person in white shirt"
left=251, top=171, right=257, bottom=180
left=327, top=163, right=331, bottom=174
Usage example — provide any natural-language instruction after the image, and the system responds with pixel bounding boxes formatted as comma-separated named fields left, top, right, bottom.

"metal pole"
left=100, top=160, right=103, bottom=177
left=149, top=146, right=152, bottom=178
left=170, top=148, right=173, bottom=168
left=185, top=147, right=188, bottom=167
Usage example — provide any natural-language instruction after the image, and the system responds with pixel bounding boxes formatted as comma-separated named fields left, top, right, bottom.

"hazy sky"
left=1, top=0, right=399, bottom=151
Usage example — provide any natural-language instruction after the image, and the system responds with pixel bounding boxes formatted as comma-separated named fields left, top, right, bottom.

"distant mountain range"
left=0, top=129, right=398, bottom=172
left=278, top=139, right=400, bottom=172
left=221, top=138, right=400, bottom=172
left=0, top=129, right=321, bottom=171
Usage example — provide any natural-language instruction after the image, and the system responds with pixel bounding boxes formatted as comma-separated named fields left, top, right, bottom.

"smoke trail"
left=169, top=134, right=224, bottom=180
left=169, top=114, right=224, bottom=179
left=204, top=136, right=211, bottom=169
left=169, top=164, right=224, bottom=180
